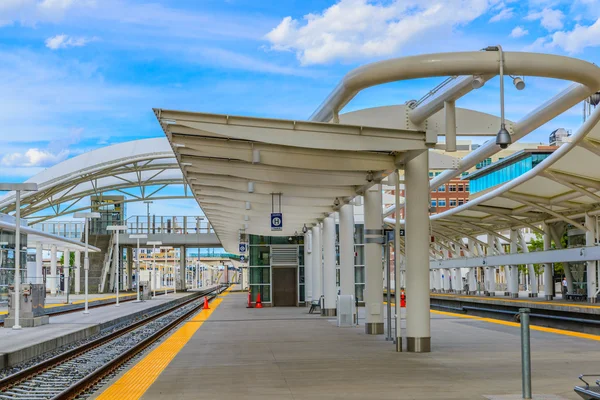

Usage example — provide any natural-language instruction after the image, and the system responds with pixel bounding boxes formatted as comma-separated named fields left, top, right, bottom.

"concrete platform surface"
left=0, top=291, right=197, bottom=369
left=139, top=292, right=600, bottom=400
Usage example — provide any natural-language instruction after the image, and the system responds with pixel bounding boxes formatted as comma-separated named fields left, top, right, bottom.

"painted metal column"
left=50, top=245, right=57, bottom=295
left=35, top=242, right=43, bottom=285
left=510, top=229, right=519, bottom=298
left=468, top=268, right=477, bottom=295
left=311, top=225, right=322, bottom=304
left=179, top=246, right=186, bottom=291
left=74, top=250, right=81, bottom=294
left=64, top=249, right=71, bottom=298
left=487, top=235, right=496, bottom=296
left=364, top=183, right=384, bottom=335
left=442, top=269, right=450, bottom=293
left=405, top=150, right=431, bottom=352
left=304, top=230, right=313, bottom=303
left=322, top=215, right=337, bottom=316
left=542, top=223, right=553, bottom=300
left=453, top=268, right=461, bottom=293
left=339, top=203, right=355, bottom=297
left=519, top=231, right=537, bottom=297
left=394, top=170, right=403, bottom=351
left=586, top=214, right=597, bottom=303
left=431, top=269, right=439, bottom=292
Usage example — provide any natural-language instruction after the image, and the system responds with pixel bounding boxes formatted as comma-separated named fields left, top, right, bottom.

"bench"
left=575, top=375, right=600, bottom=399
left=567, top=293, right=587, bottom=302
left=309, top=298, right=322, bottom=314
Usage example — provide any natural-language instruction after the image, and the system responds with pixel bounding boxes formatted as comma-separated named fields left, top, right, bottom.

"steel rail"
left=0, top=287, right=221, bottom=396
left=53, top=286, right=225, bottom=400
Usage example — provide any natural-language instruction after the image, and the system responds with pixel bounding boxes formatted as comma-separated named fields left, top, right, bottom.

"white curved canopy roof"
left=0, top=138, right=190, bottom=222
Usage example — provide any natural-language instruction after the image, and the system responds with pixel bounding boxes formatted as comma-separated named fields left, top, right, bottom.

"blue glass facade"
left=469, top=153, right=551, bottom=194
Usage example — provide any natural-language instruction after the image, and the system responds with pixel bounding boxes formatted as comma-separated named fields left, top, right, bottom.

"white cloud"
left=0, top=0, right=94, bottom=27
left=510, top=26, right=529, bottom=37
left=489, top=7, right=514, bottom=22
left=547, top=18, right=600, bottom=52
left=525, top=8, right=565, bottom=31
left=45, top=34, right=96, bottom=49
left=1, top=148, right=69, bottom=167
left=265, top=0, right=491, bottom=65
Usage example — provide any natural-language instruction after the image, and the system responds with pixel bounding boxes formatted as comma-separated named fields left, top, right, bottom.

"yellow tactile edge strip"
left=431, top=293, right=600, bottom=309
left=96, top=287, right=232, bottom=400
left=0, top=294, right=138, bottom=316
left=383, top=302, right=600, bottom=342
left=430, top=309, right=600, bottom=342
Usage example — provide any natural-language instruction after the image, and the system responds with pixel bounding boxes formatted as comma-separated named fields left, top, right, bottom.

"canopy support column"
left=304, top=230, right=313, bottom=304
left=322, top=215, right=337, bottom=316
left=364, top=184, right=384, bottom=335
left=405, top=150, right=431, bottom=352
left=339, top=204, right=355, bottom=298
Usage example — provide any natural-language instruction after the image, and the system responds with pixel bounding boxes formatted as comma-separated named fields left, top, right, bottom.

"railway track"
left=0, top=286, right=225, bottom=400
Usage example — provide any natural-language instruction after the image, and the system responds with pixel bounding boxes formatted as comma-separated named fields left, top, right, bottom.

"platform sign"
left=240, top=255, right=246, bottom=263
left=399, top=229, right=405, bottom=237
left=271, top=212, right=283, bottom=231
left=239, top=243, right=247, bottom=253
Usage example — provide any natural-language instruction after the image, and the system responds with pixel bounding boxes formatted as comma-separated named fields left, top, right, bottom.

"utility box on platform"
left=5, top=284, right=49, bottom=328
left=337, top=295, right=355, bottom=327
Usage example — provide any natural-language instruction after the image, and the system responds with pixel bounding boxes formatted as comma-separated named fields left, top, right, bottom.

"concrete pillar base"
left=468, top=291, right=477, bottom=295
left=510, top=293, right=519, bottom=298
left=528, top=293, right=538, bottom=298
left=484, top=291, right=491, bottom=296
left=406, top=337, right=431, bottom=353
left=365, top=322, right=384, bottom=335
left=504, top=291, right=510, bottom=296
left=321, top=308, right=337, bottom=317
left=545, top=295, right=554, bottom=300
left=395, top=337, right=402, bottom=352
left=589, top=297, right=598, bottom=304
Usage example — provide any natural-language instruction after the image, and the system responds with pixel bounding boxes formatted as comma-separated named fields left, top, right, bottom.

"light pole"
left=0, top=182, right=38, bottom=330
left=130, top=234, right=148, bottom=302
left=147, top=241, right=162, bottom=298
left=143, top=200, right=153, bottom=234
left=106, top=225, right=127, bottom=307
left=74, top=212, right=100, bottom=314
left=160, top=246, right=173, bottom=295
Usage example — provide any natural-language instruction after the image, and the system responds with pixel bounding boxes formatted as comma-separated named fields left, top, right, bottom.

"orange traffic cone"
left=246, top=289, right=253, bottom=308
left=400, top=290, right=406, bottom=308
left=203, top=296, right=210, bottom=309
left=255, top=292, right=263, bottom=308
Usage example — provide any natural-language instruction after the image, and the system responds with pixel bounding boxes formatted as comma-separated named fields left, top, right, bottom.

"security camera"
left=366, top=171, right=374, bottom=182
left=333, top=197, right=340, bottom=207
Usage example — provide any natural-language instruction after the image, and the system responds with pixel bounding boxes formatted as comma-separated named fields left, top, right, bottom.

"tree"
left=59, top=252, right=76, bottom=267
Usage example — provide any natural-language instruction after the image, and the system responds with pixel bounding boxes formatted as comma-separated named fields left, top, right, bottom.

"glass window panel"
left=250, top=267, right=270, bottom=284
left=299, top=284, right=305, bottom=302
left=250, top=285, right=270, bottom=302
left=355, top=284, right=365, bottom=302
left=250, top=246, right=270, bottom=266
left=250, top=235, right=270, bottom=245
left=354, top=245, right=364, bottom=265
left=354, top=266, right=365, bottom=284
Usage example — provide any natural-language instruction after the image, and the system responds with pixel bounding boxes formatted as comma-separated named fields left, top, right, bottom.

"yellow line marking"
left=431, top=293, right=600, bottom=309
left=96, top=288, right=232, bottom=400
left=431, top=309, right=600, bottom=342
left=44, top=294, right=136, bottom=309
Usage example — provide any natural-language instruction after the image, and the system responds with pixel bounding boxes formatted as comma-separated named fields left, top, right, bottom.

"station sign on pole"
left=239, top=243, right=247, bottom=254
left=240, top=255, right=246, bottom=263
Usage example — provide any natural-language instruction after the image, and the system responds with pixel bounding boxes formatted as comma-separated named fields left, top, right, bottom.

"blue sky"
left=1, top=0, right=599, bottom=216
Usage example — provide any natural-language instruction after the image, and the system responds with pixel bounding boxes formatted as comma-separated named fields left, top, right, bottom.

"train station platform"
left=0, top=290, right=203, bottom=370
left=97, top=290, right=600, bottom=400
left=0, top=292, right=142, bottom=322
